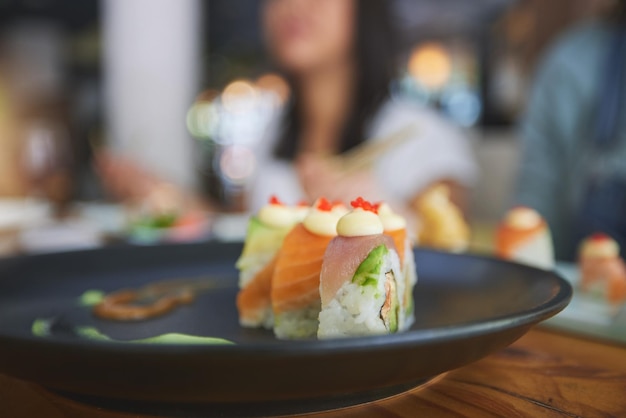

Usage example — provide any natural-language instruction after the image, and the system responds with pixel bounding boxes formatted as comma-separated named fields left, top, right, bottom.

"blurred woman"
left=515, top=0, right=626, bottom=260
left=251, top=0, right=476, bottom=219
left=100, top=0, right=477, bottom=230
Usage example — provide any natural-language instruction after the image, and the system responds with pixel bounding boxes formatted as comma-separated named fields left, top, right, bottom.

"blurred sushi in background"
left=416, top=184, right=469, bottom=252
left=496, top=206, right=554, bottom=270
left=578, top=233, right=626, bottom=308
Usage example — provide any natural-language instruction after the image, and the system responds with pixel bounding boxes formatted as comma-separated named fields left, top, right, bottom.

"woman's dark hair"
left=619, top=0, right=626, bottom=24
left=273, top=0, right=398, bottom=160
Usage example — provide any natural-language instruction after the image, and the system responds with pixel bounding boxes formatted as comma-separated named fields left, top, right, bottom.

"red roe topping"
left=350, top=197, right=378, bottom=214
left=297, top=199, right=309, bottom=207
left=590, top=232, right=611, bottom=242
left=269, top=195, right=284, bottom=205
left=316, top=197, right=333, bottom=212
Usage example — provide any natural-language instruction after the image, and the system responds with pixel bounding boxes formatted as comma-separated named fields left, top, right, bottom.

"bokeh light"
left=255, top=73, right=290, bottom=105
left=219, top=145, right=256, bottom=184
left=408, top=42, right=452, bottom=91
left=186, top=99, right=220, bottom=139
left=221, top=80, right=257, bottom=114
left=441, top=90, right=481, bottom=127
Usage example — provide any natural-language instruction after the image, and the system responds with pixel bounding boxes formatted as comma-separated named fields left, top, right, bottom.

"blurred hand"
left=95, top=150, right=210, bottom=215
left=94, top=150, right=160, bottom=202
left=295, top=153, right=382, bottom=203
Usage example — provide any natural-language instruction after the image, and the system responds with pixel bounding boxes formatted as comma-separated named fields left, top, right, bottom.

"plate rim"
left=0, top=245, right=573, bottom=356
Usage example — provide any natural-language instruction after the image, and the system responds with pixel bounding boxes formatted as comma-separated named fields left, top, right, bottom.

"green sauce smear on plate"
left=75, top=326, right=234, bottom=345
left=31, top=318, right=53, bottom=337
left=31, top=319, right=234, bottom=345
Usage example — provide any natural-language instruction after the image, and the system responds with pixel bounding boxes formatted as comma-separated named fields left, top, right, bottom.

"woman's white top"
left=248, top=97, right=478, bottom=212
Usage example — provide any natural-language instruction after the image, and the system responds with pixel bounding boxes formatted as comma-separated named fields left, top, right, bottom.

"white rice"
left=273, top=303, right=321, bottom=339
left=318, top=248, right=404, bottom=339
left=239, top=307, right=274, bottom=330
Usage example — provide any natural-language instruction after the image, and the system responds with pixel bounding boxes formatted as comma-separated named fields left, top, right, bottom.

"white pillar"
left=103, top=0, right=202, bottom=189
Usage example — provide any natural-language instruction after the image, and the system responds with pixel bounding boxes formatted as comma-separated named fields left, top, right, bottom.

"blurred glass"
left=19, top=116, right=73, bottom=215
left=188, top=75, right=287, bottom=210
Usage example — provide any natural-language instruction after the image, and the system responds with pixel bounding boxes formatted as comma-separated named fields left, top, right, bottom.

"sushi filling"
left=380, top=272, right=399, bottom=333
left=274, top=304, right=320, bottom=339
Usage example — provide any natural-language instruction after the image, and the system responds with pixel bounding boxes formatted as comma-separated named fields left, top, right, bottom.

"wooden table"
left=2, top=327, right=624, bottom=418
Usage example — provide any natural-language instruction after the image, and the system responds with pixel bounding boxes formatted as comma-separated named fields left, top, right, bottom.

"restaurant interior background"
left=0, top=0, right=615, bottom=254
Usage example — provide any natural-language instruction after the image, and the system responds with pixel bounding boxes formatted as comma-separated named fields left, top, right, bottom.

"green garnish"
left=134, top=213, right=178, bottom=229
left=77, top=289, right=106, bottom=307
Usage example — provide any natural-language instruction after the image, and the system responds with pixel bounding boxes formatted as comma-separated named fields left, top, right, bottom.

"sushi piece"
left=416, top=184, right=469, bottom=252
left=377, top=202, right=416, bottom=329
left=236, top=196, right=305, bottom=328
left=496, top=206, right=554, bottom=270
left=318, top=198, right=406, bottom=339
left=578, top=233, right=626, bottom=306
left=271, top=198, right=346, bottom=339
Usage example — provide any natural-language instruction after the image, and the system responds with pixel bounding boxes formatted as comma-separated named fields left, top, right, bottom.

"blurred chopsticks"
left=338, top=123, right=418, bottom=173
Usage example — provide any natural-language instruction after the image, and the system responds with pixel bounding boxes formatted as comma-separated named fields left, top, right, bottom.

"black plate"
left=0, top=242, right=571, bottom=416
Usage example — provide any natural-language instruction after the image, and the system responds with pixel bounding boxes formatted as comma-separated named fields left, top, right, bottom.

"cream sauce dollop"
left=258, top=203, right=299, bottom=228
left=303, top=208, right=343, bottom=236
left=580, top=235, right=620, bottom=259
left=336, top=208, right=383, bottom=237
left=377, top=203, right=406, bottom=231
left=505, top=207, right=542, bottom=230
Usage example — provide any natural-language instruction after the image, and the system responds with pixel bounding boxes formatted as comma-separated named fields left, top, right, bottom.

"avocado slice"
left=236, top=217, right=292, bottom=270
left=352, top=244, right=388, bottom=287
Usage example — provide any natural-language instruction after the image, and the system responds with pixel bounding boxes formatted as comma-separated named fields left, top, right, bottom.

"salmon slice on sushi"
left=236, top=196, right=306, bottom=328
left=318, top=198, right=407, bottom=339
left=271, top=198, right=347, bottom=339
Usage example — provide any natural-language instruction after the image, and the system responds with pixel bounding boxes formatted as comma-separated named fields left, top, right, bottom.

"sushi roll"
left=579, top=233, right=626, bottom=306
left=318, top=198, right=406, bottom=339
left=236, top=196, right=305, bottom=328
left=377, top=202, right=416, bottom=329
left=496, top=206, right=554, bottom=270
left=271, top=198, right=346, bottom=339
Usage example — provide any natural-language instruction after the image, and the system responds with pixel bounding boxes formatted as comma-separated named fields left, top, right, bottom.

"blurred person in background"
left=99, top=0, right=477, bottom=229
left=514, top=0, right=626, bottom=260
